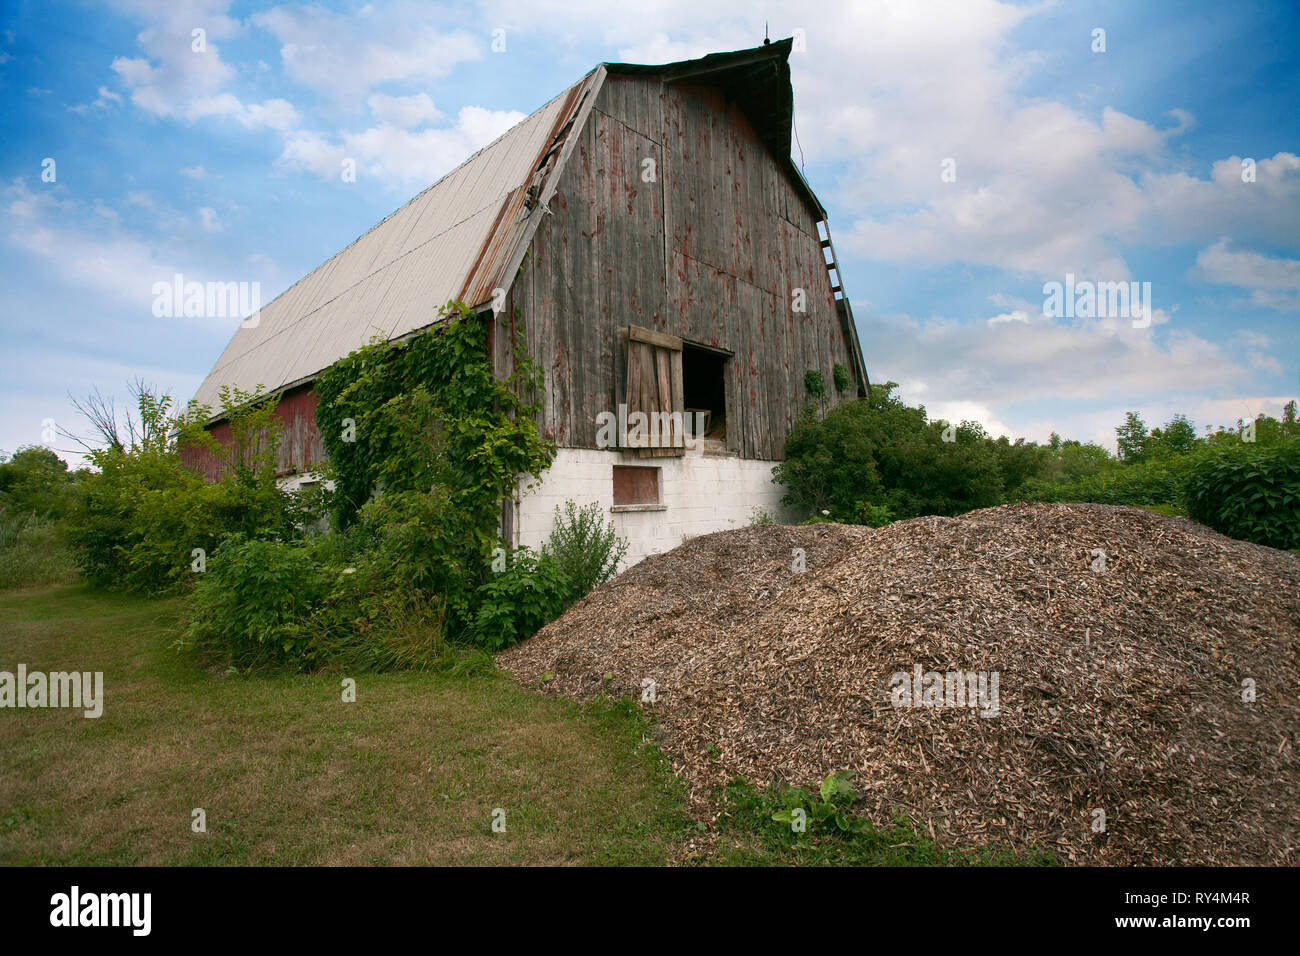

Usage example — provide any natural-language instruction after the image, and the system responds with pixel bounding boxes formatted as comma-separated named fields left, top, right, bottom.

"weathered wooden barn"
left=190, top=39, right=868, bottom=567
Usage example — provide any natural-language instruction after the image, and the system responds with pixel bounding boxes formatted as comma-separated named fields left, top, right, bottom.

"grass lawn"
left=0, top=583, right=1051, bottom=866
left=0, top=584, right=695, bottom=865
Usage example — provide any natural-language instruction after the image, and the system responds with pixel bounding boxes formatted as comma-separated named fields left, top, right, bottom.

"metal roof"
left=191, top=70, right=600, bottom=412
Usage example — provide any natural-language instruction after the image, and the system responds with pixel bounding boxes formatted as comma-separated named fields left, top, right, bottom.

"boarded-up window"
left=613, top=465, right=660, bottom=507
left=623, top=325, right=684, bottom=458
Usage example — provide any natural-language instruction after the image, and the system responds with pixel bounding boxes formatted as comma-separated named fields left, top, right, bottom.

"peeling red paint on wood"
left=182, top=384, right=323, bottom=481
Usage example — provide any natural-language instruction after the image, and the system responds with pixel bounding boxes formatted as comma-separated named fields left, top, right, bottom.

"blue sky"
left=1, top=0, right=1297, bottom=464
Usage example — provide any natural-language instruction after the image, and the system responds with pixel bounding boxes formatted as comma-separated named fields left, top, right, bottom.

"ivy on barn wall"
left=314, top=300, right=552, bottom=526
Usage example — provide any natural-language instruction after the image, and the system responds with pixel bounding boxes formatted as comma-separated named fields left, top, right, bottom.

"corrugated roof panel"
left=193, top=71, right=599, bottom=414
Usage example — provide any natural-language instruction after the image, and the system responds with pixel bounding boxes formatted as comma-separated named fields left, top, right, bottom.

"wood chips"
left=496, top=503, right=1300, bottom=864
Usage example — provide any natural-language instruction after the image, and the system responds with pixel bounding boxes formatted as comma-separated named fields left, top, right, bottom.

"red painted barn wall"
left=181, top=383, right=325, bottom=481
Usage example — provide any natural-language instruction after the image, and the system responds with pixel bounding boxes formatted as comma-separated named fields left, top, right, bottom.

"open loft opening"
left=682, top=344, right=727, bottom=441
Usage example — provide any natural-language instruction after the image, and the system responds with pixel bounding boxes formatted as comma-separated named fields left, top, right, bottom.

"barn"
left=189, top=38, right=869, bottom=567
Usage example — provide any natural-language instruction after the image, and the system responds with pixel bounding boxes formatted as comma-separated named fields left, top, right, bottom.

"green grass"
left=0, top=584, right=1051, bottom=866
left=0, top=515, right=76, bottom=590
left=0, top=584, right=692, bottom=865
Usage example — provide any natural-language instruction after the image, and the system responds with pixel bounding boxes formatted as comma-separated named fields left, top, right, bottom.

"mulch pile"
left=497, top=503, right=1300, bottom=864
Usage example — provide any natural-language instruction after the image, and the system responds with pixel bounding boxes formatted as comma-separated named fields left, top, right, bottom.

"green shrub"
left=1185, top=439, right=1300, bottom=549
left=183, top=535, right=334, bottom=670
left=312, top=302, right=553, bottom=640
left=1018, top=455, right=1191, bottom=510
left=0, top=447, right=76, bottom=520
left=181, top=529, right=449, bottom=673
left=851, top=500, right=893, bottom=527
left=471, top=548, right=570, bottom=652
left=832, top=362, right=851, bottom=394
left=804, top=369, right=825, bottom=400
left=314, top=302, right=551, bottom=532
left=327, top=586, right=447, bottom=673
left=544, top=501, right=628, bottom=606
left=775, top=385, right=1004, bottom=522
left=64, top=386, right=299, bottom=595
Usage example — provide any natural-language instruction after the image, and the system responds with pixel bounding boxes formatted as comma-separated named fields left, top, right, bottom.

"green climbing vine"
left=313, top=300, right=554, bottom=630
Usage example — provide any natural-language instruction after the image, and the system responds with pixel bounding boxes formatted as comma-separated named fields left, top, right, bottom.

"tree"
left=0, top=446, right=75, bottom=519
left=1148, top=414, right=1199, bottom=458
left=1115, top=411, right=1149, bottom=462
left=774, top=383, right=1006, bottom=522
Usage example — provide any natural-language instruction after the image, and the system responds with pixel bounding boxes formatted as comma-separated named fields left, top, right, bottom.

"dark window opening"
left=682, top=345, right=727, bottom=440
left=613, top=465, right=661, bottom=507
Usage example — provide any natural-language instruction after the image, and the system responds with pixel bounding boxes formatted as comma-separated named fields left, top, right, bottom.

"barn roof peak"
left=191, top=39, right=827, bottom=415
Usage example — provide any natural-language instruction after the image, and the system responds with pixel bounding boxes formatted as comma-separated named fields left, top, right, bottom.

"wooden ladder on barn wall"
left=817, top=219, right=871, bottom=397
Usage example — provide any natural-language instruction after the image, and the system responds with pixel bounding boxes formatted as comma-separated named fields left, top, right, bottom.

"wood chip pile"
left=497, top=503, right=1300, bottom=864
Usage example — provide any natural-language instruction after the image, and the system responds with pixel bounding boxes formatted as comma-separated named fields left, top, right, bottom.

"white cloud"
left=276, top=130, right=348, bottom=181
left=367, top=92, right=442, bottom=128
left=252, top=2, right=482, bottom=108
left=180, top=165, right=208, bottom=180
left=1246, top=352, right=1283, bottom=375
left=924, top=399, right=1013, bottom=438
left=241, top=97, right=300, bottom=133
left=70, top=86, right=124, bottom=114
left=862, top=301, right=1256, bottom=443
left=279, top=105, right=527, bottom=189
left=108, top=0, right=241, bottom=119
left=105, top=1, right=303, bottom=139
left=1193, top=239, right=1300, bottom=310
left=2, top=179, right=277, bottom=310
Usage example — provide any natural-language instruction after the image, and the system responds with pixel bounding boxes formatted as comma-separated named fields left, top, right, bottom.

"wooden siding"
left=183, top=383, right=324, bottom=481
left=505, top=72, right=859, bottom=461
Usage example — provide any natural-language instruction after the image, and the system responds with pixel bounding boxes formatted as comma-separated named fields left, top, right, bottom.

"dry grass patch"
left=0, top=585, right=691, bottom=866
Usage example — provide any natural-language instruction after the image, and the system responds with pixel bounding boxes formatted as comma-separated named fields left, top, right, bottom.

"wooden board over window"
left=612, top=465, right=660, bottom=507
left=624, top=324, right=684, bottom=458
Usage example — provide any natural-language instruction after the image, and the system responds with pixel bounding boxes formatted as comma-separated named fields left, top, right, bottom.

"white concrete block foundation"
left=513, top=447, right=795, bottom=570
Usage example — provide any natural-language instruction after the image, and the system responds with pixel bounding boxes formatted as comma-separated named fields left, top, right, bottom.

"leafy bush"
left=352, top=590, right=447, bottom=672
left=181, top=530, right=449, bottom=673
left=0, top=447, right=76, bottom=520
left=832, top=362, right=851, bottom=394
left=1185, top=438, right=1300, bottom=549
left=183, top=535, right=334, bottom=670
left=775, top=384, right=1004, bottom=522
left=313, top=302, right=553, bottom=641
left=470, top=547, right=570, bottom=651
left=851, top=500, right=893, bottom=528
left=1018, top=455, right=1191, bottom=510
left=769, top=771, right=865, bottom=835
left=0, top=511, right=76, bottom=589
left=64, top=386, right=300, bottom=595
left=544, top=501, right=628, bottom=606
left=314, top=302, right=551, bottom=532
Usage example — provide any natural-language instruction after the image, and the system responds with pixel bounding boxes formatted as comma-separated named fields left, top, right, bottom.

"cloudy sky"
left=2, top=0, right=1297, bottom=463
